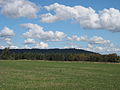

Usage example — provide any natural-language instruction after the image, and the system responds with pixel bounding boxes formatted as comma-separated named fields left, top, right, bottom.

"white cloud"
left=64, top=42, right=82, bottom=49
left=41, top=3, right=120, bottom=32
left=99, top=8, right=120, bottom=32
left=57, top=41, right=120, bottom=54
left=41, top=3, right=100, bottom=28
left=9, top=45, right=18, bottom=49
left=41, top=13, right=59, bottom=23
left=0, top=44, right=18, bottom=49
left=21, top=45, right=31, bottom=49
left=94, top=46, right=120, bottom=53
left=24, top=38, right=35, bottom=44
left=33, top=42, right=48, bottom=49
left=0, top=0, right=12, bottom=6
left=0, top=0, right=39, bottom=18
left=0, top=27, right=15, bottom=46
left=87, top=44, right=93, bottom=49
left=0, top=27, right=15, bottom=37
left=66, top=35, right=120, bottom=53
left=68, top=35, right=110, bottom=45
left=21, top=23, right=66, bottom=41
left=89, top=36, right=110, bottom=44
left=0, top=45, right=5, bottom=49
left=85, top=43, right=120, bottom=54
left=41, top=3, right=80, bottom=23
left=67, top=35, right=81, bottom=41
left=68, top=35, right=88, bottom=42
left=21, top=41, right=48, bottom=49
left=3, top=38, right=12, bottom=45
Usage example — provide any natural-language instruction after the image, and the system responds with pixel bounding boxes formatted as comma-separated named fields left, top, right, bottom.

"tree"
left=0, top=48, right=13, bottom=60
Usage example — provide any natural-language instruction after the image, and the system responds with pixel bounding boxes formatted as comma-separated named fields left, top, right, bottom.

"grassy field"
left=0, top=60, right=120, bottom=90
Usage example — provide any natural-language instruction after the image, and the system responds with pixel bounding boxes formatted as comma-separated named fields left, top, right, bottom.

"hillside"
left=0, top=48, right=96, bottom=54
left=0, top=48, right=119, bottom=62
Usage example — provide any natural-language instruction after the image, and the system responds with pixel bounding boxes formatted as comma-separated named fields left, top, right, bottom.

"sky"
left=0, top=0, right=120, bottom=54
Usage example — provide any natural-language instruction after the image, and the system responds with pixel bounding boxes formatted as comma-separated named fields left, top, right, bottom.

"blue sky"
left=0, top=0, right=120, bottom=54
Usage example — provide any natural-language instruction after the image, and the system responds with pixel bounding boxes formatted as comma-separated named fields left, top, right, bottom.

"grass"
left=0, top=60, right=120, bottom=90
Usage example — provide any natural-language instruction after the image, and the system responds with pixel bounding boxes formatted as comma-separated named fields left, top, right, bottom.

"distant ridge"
left=0, top=48, right=97, bottom=54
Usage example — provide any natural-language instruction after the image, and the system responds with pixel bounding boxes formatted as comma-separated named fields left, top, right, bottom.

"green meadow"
left=0, top=60, right=120, bottom=90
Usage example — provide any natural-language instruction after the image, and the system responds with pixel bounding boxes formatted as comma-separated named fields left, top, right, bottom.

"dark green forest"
left=0, top=48, right=120, bottom=62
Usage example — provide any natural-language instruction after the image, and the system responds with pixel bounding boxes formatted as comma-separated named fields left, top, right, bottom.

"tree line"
left=0, top=48, right=120, bottom=62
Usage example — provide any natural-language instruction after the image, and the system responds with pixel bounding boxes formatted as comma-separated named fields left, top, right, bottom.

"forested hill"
left=0, top=48, right=96, bottom=54
left=0, top=48, right=119, bottom=62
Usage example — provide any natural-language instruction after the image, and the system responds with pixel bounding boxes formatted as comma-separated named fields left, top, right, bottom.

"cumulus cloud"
left=20, top=45, right=31, bottom=49
left=0, top=27, right=15, bottom=46
left=9, top=45, right=18, bottom=49
left=86, top=44, right=120, bottom=53
left=41, top=3, right=120, bottom=32
left=0, top=27, right=15, bottom=37
left=99, top=8, right=120, bottom=32
left=0, top=0, right=10, bottom=7
left=33, top=42, right=48, bottom=49
left=0, top=0, right=39, bottom=18
left=3, top=38, right=12, bottom=45
left=21, top=23, right=66, bottom=41
left=24, top=38, right=35, bottom=44
left=68, top=35, right=88, bottom=42
left=87, top=44, right=94, bottom=50
left=0, top=45, right=5, bottom=49
left=67, top=35, right=110, bottom=45
left=89, top=36, right=110, bottom=44
left=64, top=42, right=120, bottom=54
left=66, top=35, right=120, bottom=53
